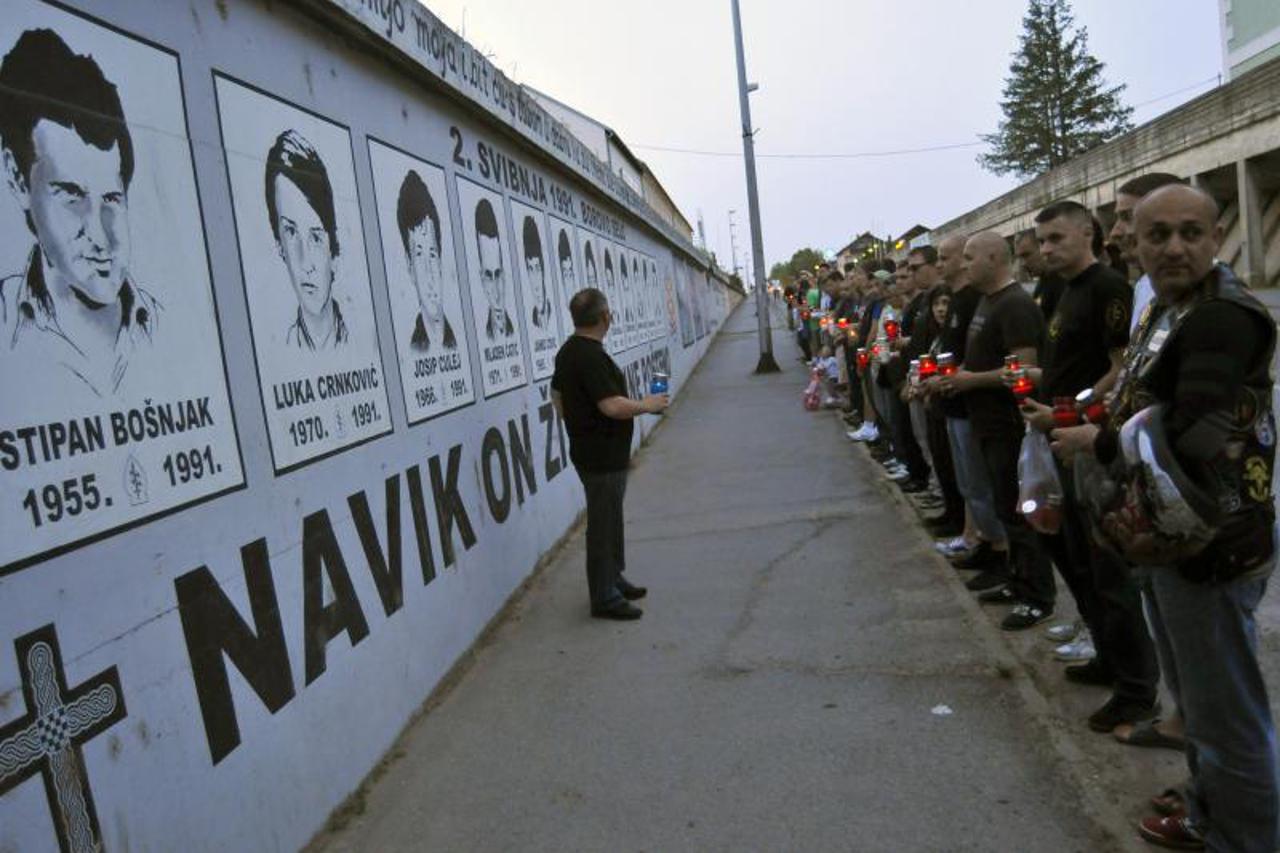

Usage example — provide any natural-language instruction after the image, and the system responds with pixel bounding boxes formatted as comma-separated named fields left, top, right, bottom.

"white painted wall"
left=0, top=3, right=741, bottom=852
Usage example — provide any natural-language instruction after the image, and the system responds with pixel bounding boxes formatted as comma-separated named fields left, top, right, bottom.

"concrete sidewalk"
left=308, top=301, right=1133, bottom=852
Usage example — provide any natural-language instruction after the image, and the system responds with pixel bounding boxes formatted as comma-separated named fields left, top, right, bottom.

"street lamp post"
left=730, top=0, right=779, bottom=374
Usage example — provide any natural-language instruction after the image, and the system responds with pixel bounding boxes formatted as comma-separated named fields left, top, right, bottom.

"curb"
left=835, top=409, right=1148, bottom=853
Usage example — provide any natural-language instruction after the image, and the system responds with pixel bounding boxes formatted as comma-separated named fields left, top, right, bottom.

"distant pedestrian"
left=551, top=288, right=669, bottom=620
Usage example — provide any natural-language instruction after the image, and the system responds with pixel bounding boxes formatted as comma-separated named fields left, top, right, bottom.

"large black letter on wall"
left=430, top=445, right=477, bottom=567
left=348, top=475, right=404, bottom=618
left=302, top=509, right=371, bottom=684
left=481, top=426, right=512, bottom=523
left=508, top=415, right=537, bottom=504
left=175, top=539, right=296, bottom=765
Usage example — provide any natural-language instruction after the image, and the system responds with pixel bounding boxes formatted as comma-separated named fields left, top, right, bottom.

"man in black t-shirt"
left=937, top=233, right=1053, bottom=630
left=1019, top=201, right=1158, bottom=731
left=551, top=288, right=669, bottom=620
left=927, top=235, right=1010, bottom=569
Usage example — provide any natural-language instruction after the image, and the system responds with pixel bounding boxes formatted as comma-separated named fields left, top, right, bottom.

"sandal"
left=1150, top=787, right=1186, bottom=817
left=1115, top=719, right=1186, bottom=751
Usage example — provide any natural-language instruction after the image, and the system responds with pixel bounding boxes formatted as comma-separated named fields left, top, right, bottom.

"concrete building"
left=933, top=53, right=1280, bottom=290
left=526, top=85, right=695, bottom=243
left=1222, top=0, right=1280, bottom=79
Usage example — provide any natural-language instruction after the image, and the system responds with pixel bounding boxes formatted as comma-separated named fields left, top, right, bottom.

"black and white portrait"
left=0, top=6, right=243, bottom=576
left=456, top=175, right=525, bottom=398
left=266, top=130, right=347, bottom=351
left=510, top=199, right=559, bottom=381
left=216, top=75, right=390, bottom=472
left=368, top=139, right=474, bottom=423
left=550, top=216, right=577, bottom=335
left=0, top=29, right=157, bottom=398
left=676, top=260, right=694, bottom=348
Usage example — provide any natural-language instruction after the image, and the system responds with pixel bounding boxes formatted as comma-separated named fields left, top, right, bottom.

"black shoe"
left=591, top=601, right=643, bottom=620
left=926, top=517, right=964, bottom=537
left=1064, top=660, right=1115, bottom=687
left=898, top=478, right=928, bottom=493
left=965, top=569, right=1009, bottom=591
left=616, top=578, right=648, bottom=600
left=1001, top=603, right=1054, bottom=631
left=1087, top=695, right=1160, bottom=733
left=977, top=585, right=1016, bottom=604
left=951, top=542, right=1006, bottom=571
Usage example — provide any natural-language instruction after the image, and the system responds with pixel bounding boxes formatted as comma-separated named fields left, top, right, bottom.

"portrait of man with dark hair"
left=602, top=246, right=616, bottom=307
left=473, top=197, right=513, bottom=341
left=265, top=128, right=347, bottom=351
left=632, top=255, right=645, bottom=326
left=0, top=27, right=159, bottom=398
left=618, top=249, right=633, bottom=328
left=397, top=168, right=456, bottom=354
left=522, top=214, right=552, bottom=330
left=583, top=239, right=599, bottom=289
left=556, top=227, right=576, bottom=324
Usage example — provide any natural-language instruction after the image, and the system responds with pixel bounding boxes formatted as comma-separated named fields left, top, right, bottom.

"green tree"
left=770, top=247, right=826, bottom=287
left=979, top=0, right=1133, bottom=178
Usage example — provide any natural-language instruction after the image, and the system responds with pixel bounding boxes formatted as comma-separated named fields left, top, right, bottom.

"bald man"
left=1053, top=185, right=1278, bottom=851
left=938, top=232, right=1054, bottom=630
left=929, top=233, right=1011, bottom=573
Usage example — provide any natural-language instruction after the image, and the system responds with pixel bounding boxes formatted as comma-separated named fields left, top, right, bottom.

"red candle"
left=918, top=354, right=937, bottom=378
left=1011, top=368, right=1034, bottom=401
left=1004, top=354, right=1021, bottom=372
left=883, top=320, right=900, bottom=341
left=938, top=353, right=956, bottom=376
left=1052, top=396, right=1080, bottom=428
left=837, top=317, right=849, bottom=329
left=856, top=348, right=869, bottom=370
left=1075, top=389, right=1108, bottom=424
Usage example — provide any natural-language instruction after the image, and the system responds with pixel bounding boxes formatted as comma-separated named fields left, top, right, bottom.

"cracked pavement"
left=308, top=303, right=1135, bottom=853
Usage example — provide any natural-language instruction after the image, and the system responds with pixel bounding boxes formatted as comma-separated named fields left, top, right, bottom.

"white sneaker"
left=887, top=466, right=911, bottom=481
left=1054, top=633, right=1096, bottom=662
left=935, top=536, right=973, bottom=556
left=847, top=424, right=876, bottom=442
left=1044, top=621, right=1080, bottom=643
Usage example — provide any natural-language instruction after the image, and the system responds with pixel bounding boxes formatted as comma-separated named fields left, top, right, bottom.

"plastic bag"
left=803, top=367, right=822, bottom=411
left=1018, top=429, right=1064, bottom=534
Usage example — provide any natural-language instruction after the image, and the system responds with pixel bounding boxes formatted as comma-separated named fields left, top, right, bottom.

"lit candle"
left=938, top=353, right=956, bottom=376
left=918, top=354, right=937, bottom=378
left=883, top=320, right=900, bottom=341
left=1011, top=368, right=1034, bottom=400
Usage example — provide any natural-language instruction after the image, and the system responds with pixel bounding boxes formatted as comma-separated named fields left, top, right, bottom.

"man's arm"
left=1091, top=348, right=1125, bottom=398
left=551, top=389, right=563, bottom=419
left=598, top=394, right=668, bottom=419
left=945, top=345, right=1039, bottom=393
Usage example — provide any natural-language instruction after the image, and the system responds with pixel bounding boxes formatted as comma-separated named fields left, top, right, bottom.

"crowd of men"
left=783, top=177, right=1278, bottom=852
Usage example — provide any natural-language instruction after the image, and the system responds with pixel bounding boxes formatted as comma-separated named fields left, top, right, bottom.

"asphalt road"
left=308, top=300, right=1144, bottom=853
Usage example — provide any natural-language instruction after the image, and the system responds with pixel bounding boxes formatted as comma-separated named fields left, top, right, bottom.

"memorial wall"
left=0, top=2, right=738, bottom=850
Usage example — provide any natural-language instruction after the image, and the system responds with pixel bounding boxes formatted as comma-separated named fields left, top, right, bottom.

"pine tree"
left=979, top=0, right=1134, bottom=178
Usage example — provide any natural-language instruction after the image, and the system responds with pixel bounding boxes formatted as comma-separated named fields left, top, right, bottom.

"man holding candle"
left=1016, top=201, right=1159, bottom=733
left=928, top=235, right=1011, bottom=575
left=1050, top=185, right=1277, bottom=852
left=936, top=232, right=1054, bottom=631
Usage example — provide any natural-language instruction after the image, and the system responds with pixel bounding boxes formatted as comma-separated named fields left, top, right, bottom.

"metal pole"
left=731, top=0, right=779, bottom=374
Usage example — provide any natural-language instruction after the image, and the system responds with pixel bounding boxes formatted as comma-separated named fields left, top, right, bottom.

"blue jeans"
left=944, top=416, right=1006, bottom=544
left=1146, top=566, right=1279, bottom=852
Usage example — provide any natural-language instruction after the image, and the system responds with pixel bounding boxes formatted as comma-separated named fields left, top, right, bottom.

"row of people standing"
left=790, top=177, right=1278, bottom=851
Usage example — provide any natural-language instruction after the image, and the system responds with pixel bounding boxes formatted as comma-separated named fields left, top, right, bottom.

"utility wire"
left=630, top=140, right=983, bottom=160
left=632, top=74, right=1224, bottom=161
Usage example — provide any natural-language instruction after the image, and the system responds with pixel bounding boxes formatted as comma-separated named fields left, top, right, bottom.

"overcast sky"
left=424, top=0, right=1222, bottom=277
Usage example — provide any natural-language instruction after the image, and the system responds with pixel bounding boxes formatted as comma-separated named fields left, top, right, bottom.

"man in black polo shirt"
left=1019, top=202, right=1159, bottom=729
left=938, top=232, right=1053, bottom=630
left=552, top=288, right=669, bottom=620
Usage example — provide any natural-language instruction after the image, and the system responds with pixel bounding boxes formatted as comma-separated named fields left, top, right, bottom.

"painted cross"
left=0, top=624, right=127, bottom=853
